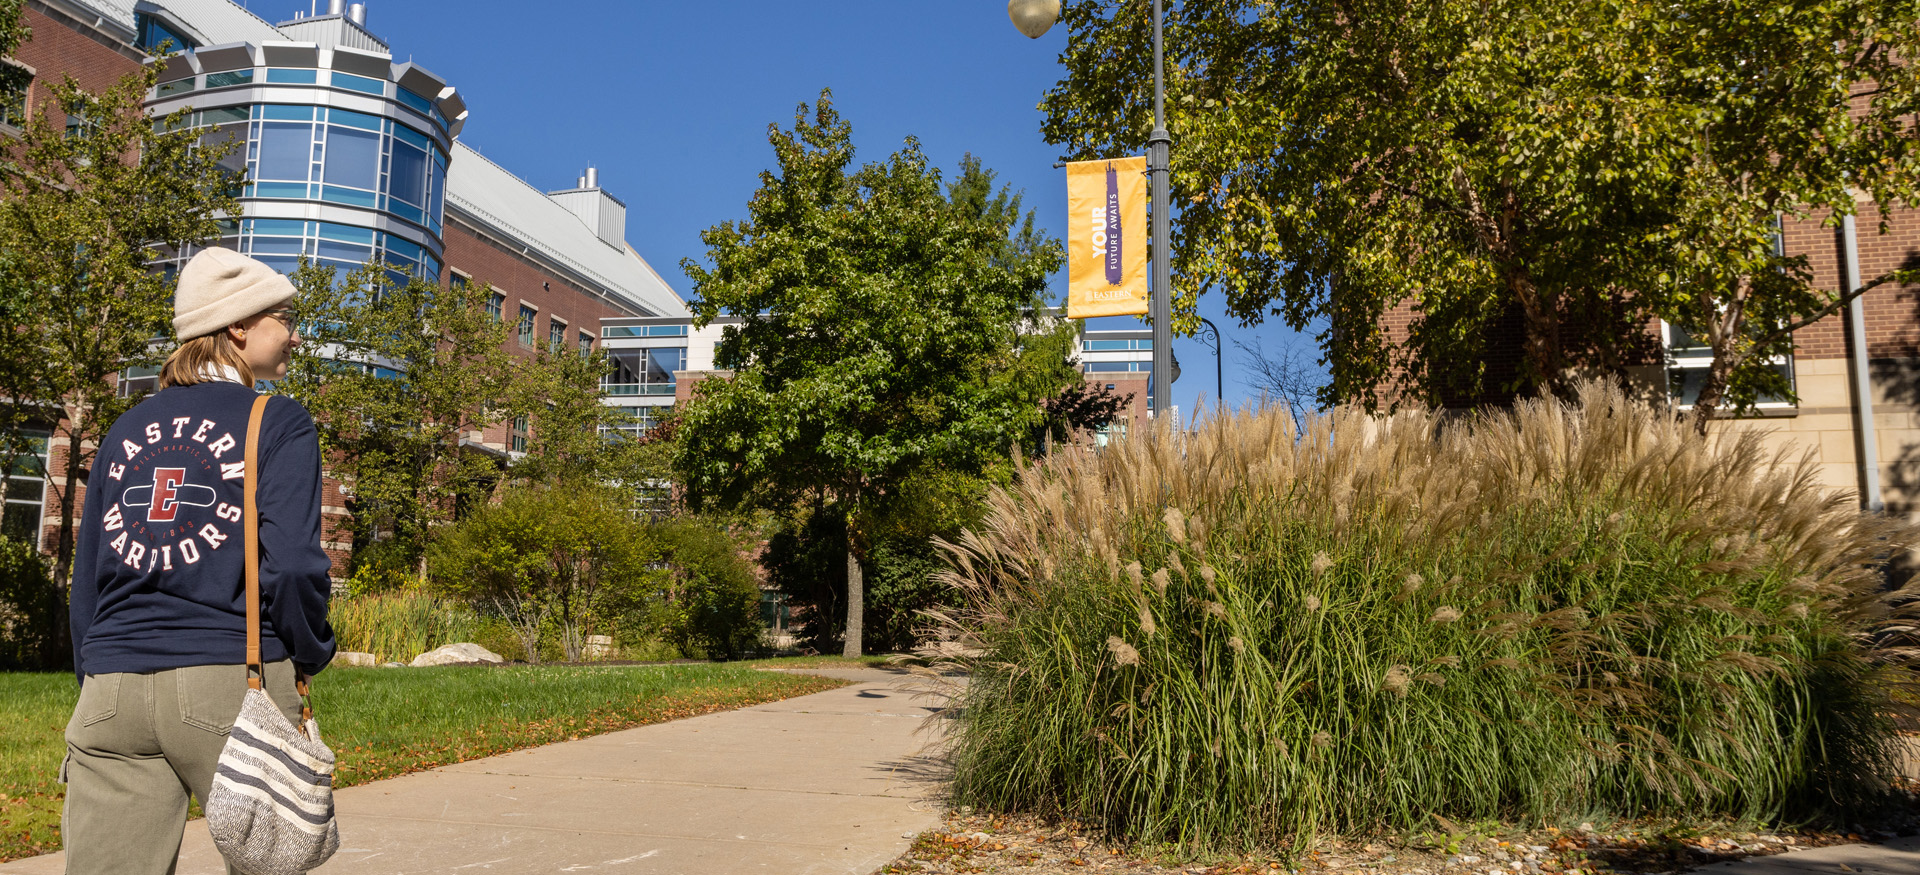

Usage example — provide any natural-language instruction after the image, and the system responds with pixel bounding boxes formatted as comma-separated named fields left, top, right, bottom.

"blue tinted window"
left=256, top=122, right=312, bottom=180
left=260, top=105, right=314, bottom=121
left=317, top=223, right=375, bottom=244
left=136, top=14, right=197, bottom=53
left=331, top=73, right=385, bottom=96
left=388, top=142, right=427, bottom=206
left=317, top=239, right=371, bottom=263
left=250, top=237, right=307, bottom=255
left=250, top=219, right=306, bottom=236
left=205, top=70, right=253, bottom=88
left=396, top=88, right=433, bottom=115
left=156, top=78, right=194, bottom=97
left=649, top=325, right=690, bottom=337
left=324, top=108, right=383, bottom=131
left=646, top=349, right=684, bottom=382
left=391, top=123, right=431, bottom=151
left=321, top=186, right=376, bottom=207
left=253, top=182, right=308, bottom=199
left=265, top=69, right=318, bottom=85
left=385, top=236, right=423, bottom=264
left=323, top=126, right=379, bottom=189
left=201, top=106, right=250, bottom=125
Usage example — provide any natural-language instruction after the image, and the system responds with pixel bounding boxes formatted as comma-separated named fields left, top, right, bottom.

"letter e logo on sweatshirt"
left=123, top=467, right=216, bottom=522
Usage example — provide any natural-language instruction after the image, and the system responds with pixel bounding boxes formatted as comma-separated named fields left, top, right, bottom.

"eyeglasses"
left=258, top=309, right=300, bottom=329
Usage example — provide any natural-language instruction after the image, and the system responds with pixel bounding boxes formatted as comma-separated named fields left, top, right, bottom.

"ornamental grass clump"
left=926, top=381, right=1920, bottom=852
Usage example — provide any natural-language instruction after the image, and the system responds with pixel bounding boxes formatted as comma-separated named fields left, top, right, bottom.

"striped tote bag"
left=204, top=394, right=340, bottom=874
left=205, top=689, right=340, bottom=873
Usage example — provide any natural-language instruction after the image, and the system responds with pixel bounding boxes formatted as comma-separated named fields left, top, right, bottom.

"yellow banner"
left=1066, top=156, right=1149, bottom=318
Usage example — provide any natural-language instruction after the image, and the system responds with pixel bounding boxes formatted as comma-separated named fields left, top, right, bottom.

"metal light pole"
left=1012, top=0, right=1173, bottom=419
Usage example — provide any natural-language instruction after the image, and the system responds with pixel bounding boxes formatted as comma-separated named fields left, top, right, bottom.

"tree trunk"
left=1690, top=347, right=1737, bottom=437
left=842, top=525, right=863, bottom=659
left=50, top=419, right=83, bottom=665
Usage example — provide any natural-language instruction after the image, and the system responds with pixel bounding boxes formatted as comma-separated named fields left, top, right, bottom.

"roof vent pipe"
left=327, top=0, right=343, bottom=15
left=585, top=167, right=598, bottom=188
left=347, top=3, right=366, bottom=25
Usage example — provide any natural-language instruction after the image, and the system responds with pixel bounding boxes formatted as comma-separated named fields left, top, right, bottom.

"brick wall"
left=440, top=214, right=640, bottom=449
left=10, top=6, right=142, bottom=133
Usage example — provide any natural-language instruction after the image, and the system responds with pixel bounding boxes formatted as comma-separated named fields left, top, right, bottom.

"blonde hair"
left=159, top=330, right=255, bottom=389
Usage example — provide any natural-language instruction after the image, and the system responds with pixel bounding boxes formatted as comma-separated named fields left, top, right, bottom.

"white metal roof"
left=445, top=142, right=686, bottom=318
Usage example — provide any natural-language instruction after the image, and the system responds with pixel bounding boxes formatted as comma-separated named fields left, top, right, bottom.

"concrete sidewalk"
left=1696, top=836, right=1920, bottom=875
left=0, top=667, right=949, bottom=875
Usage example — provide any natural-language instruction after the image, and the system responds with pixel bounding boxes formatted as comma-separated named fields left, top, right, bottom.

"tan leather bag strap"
left=244, top=394, right=269, bottom=691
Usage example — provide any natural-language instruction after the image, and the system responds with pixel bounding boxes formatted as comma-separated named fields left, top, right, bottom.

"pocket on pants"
left=177, top=664, right=247, bottom=735
left=73, top=674, right=119, bottom=728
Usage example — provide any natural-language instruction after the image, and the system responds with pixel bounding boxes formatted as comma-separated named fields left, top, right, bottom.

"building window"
left=237, top=218, right=440, bottom=280
left=2, top=431, right=49, bottom=549
left=604, top=348, right=684, bottom=396
left=1663, top=322, right=1795, bottom=409
left=510, top=415, right=529, bottom=453
left=579, top=331, right=593, bottom=355
left=518, top=305, right=536, bottom=347
left=548, top=318, right=566, bottom=350
left=135, top=13, right=198, bottom=53
left=119, top=364, right=160, bottom=399
left=0, top=62, right=29, bottom=130
left=485, top=291, right=502, bottom=320
left=239, top=104, right=448, bottom=232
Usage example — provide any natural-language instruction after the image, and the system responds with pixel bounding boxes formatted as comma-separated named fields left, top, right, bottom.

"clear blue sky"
left=319, top=0, right=1322, bottom=415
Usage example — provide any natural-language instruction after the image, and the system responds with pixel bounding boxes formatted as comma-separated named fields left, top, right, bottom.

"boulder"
left=584, top=635, right=615, bottom=659
left=331, top=651, right=378, bottom=668
left=409, top=642, right=506, bottom=667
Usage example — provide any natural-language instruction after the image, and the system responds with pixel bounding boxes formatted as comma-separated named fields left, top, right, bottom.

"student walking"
left=63, top=247, right=336, bottom=873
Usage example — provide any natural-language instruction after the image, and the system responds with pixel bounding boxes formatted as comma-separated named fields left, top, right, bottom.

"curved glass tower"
left=143, top=15, right=465, bottom=283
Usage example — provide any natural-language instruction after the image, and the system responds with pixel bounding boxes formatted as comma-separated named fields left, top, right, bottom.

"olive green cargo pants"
left=62, top=661, right=303, bottom=875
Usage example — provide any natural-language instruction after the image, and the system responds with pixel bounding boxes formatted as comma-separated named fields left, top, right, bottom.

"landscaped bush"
left=0, top=536, right=61, bottom=671
left=328, top=589, right=482, bottom=664
left=928, top=382, right=1920, bottom=852
left=646, top=518, right=763, bottom=660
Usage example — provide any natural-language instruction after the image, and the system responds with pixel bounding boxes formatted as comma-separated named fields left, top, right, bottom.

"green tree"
left=429, top=483, right=659, bottom=662
left=283, top=262, right=522, bottom=580
left=673, top=92, right=1068, bottom=656
left=0, top=58, right=239, bottom=601
left=507, top=342, right=647, bottom=488
left=1039, top=0, right=1920, bottom=424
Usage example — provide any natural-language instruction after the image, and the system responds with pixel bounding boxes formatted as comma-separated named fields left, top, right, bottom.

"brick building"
left=1369, top=203, right=1920, bottom=518
left=2, top=0, right=686, bottom=575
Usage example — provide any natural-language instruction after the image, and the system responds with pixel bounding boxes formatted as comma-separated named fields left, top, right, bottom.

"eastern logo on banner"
left=1067, top=155, right=1149, bottom=319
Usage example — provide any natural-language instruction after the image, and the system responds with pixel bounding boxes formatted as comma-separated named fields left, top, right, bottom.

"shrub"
left=328, top=589, right=481, bottom=664
left=648, top=518, right=763, bottom=660
left=929, top=382, right=1920, bottom=852
left=429, top=484, right=660, bottom=663
left=0, top=536, right=61, bottom=671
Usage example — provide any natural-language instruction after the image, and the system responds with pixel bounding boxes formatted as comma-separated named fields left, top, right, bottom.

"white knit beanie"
left=172, top=247, right=297, bottom=341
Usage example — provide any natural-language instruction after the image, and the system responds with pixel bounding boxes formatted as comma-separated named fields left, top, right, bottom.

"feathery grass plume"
left=1138, top=606, right=1158, bottom=636
left=1152, top=567, right=1172, bottom=595
left=1381, top=665, right=1412, bottom=696
left=1310, top=551, right=1334, bottom=578
left=926, top=380, right=1916, bottom=855
left=1164, top=506, right=1188, bottom=545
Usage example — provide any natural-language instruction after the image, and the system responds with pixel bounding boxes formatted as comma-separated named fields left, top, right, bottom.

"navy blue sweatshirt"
left=70, top=381, right=336, bottom=682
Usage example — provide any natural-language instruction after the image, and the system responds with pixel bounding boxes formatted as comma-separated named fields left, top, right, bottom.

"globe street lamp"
left=1012, top=0, right=1175, bottom=420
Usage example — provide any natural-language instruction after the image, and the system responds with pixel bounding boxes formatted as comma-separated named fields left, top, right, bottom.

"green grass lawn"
left=0, top=663, right=847, bottom=863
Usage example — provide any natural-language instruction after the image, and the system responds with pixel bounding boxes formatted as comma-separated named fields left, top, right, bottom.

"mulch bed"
left=876, top=792, right=1920, bottom=875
